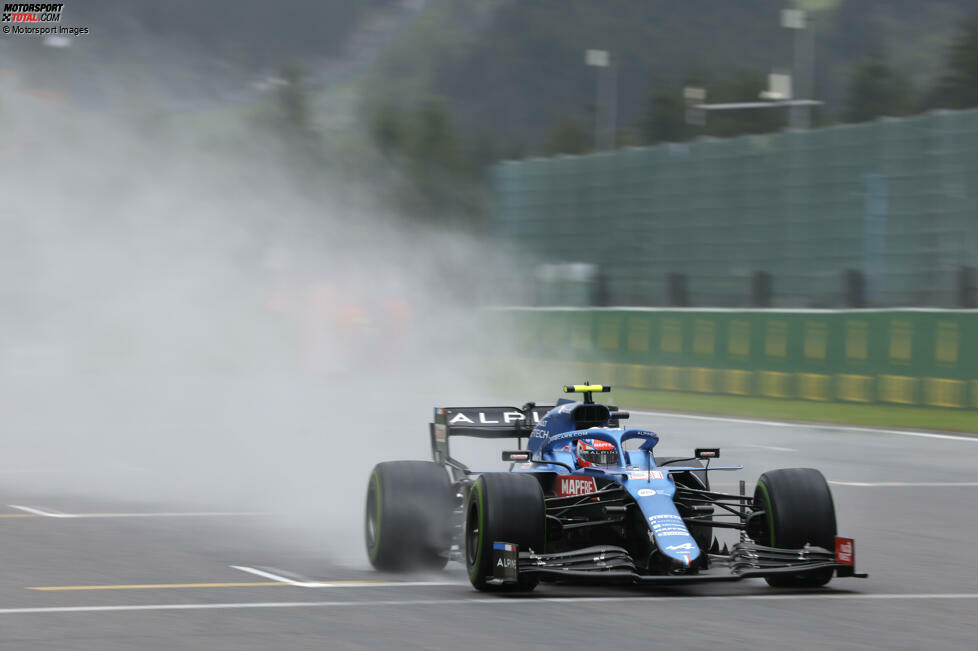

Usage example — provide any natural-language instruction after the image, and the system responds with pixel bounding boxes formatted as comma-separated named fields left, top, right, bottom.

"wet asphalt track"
left=2, top=411, right=978, bottom=650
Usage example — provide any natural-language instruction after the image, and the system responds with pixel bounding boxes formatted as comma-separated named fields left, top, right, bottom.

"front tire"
left=365, top=461, right=453, bottom=571
left=752, top=467, right=837, bottom=587
left=465, top=473, right=546, bottom=592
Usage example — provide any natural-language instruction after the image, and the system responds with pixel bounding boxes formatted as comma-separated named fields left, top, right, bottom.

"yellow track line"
left=28, top=580, right=407, bottom=591
left=28, top=582, right=288, bottom=591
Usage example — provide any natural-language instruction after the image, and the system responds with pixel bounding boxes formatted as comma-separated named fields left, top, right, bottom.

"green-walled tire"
left=365, top=461, right=453, bottom=571
left=752, top=468, right=837, bottom=588
left=465, top=473, right=546, bottom=592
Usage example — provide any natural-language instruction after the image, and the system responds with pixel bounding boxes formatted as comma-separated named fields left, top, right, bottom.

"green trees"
left=367, top=99, right=478, bottom=225
left=843, top=16, right=977, bottom=121
left=543, top=117, right=592, bottom=155
left=278, top=62, right=319, bottom=150
left=844, top=56, right=914, bottom=122
left=934, top=17, right=978, bottom=109
left=252, top=7, right=978, bottom=231
left=640, top=88, right=687, bottom=145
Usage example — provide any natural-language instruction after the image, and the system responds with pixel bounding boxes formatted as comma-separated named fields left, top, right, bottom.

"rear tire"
left=465, top=473, right=546, bottom=592
left=365, top=461, right=453, bottom=571
left=752, top=468, right=837, bottom=587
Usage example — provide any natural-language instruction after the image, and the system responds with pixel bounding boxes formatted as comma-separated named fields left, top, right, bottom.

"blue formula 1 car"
left=364, top=384, right=866, bottom=592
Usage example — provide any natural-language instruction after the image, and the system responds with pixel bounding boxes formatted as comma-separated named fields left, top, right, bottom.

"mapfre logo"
left=2, top=3, right=63, bottom=22
left=556, top=476, right=597, bottom=497
left=834, top=537, right=854, bottom=565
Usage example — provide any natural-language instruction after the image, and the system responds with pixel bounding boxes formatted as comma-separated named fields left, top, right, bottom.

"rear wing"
left=433, top=406, right=554, bottom=438
left=430, top=405, right=554, bottom=475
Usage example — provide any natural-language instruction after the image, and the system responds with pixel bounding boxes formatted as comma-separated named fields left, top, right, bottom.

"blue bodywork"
left=519, top=398, right=701, bottom=568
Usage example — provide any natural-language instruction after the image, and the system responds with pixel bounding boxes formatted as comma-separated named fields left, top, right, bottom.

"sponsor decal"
left=449, top=412, right=505, bottom=425
left=548, top=431, right=585, bottom=442
left=628, top=470, right=664, bottom=481
left=556, top=476, right=598, bottom=497
left=433, top=424, right=447, bottom=443
left=503, top=411, right=526, bottom=424
left=666, top=542, right=695, bottom=552
left=637, top=488, right=668, bottom=497
left=835, top=537, right=854, bottom=565
left=492, top=542, right=519, bottom=580
left=649, top=514, right=690, bottom=537
left=447, top=410, right=543, bottom=426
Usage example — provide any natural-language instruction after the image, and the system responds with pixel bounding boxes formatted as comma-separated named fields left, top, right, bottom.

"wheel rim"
left=465, top=503, right=480, bottom=570
left=365, top=481, right=379, bottom=553
left=754, top=480, right=775, bottom=546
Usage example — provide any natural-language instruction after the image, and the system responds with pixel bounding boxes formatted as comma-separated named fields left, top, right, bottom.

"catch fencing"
left=489, top=109, right=978, bottom=308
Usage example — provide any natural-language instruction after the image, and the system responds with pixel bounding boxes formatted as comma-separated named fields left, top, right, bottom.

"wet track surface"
left=2, top=412, right=978, bottom=650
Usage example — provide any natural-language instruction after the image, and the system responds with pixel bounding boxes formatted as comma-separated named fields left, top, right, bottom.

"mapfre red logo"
left=556, top=476, right=597, bottom=497
left=835, top=537, right=854, bottom=565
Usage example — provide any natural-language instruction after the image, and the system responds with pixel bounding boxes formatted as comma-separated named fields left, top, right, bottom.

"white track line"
left=68, top=512, right=264, bottom=518
left=737, top=444, right=797, bottom=452
left=2, top=593, right=978, bottom=616
left=230, top=566, right=455, bottom=589
left=7, top=505, right=261, bottom=519
left=629, top=409, right=978, bottom=442
left=830, top=481, right=978, bottom=487
left=8, top=505, right=71, bottom=518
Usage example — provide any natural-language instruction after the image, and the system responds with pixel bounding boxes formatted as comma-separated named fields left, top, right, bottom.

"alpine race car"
left=364, top=384, right=865, bottom=591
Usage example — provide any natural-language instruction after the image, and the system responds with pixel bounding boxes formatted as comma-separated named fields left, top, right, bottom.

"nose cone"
left=631, top=489, right=702, bottom=568
left=649, top=546, right=698, bottom=574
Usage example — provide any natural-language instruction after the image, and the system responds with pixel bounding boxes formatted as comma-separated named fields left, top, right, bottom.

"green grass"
left=612, top=389, right=978, bottom=435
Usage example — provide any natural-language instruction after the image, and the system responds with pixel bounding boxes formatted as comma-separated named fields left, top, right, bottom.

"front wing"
left=488, top=540, right=867, bottom=586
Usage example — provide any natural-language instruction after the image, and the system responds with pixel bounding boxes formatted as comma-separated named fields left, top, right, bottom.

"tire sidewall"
left=753, top=468, right=837, bottom=588
left=465, top=473, right=545, bottom=591
left=365, top=469, right=384, bottom=565
left=365, top=461, right=452, bottom=571
left=466, top=479, right=486, bottom=585
left=755, top=468, right=836, bottom=550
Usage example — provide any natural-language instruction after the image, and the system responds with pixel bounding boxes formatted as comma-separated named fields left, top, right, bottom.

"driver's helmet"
left=575, top=439, right=619, bottom=467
